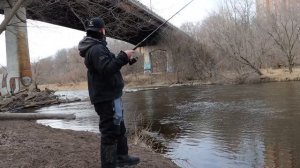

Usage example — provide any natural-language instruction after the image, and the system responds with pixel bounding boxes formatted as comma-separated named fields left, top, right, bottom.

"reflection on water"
left=36, top=82, right=300, bottom=168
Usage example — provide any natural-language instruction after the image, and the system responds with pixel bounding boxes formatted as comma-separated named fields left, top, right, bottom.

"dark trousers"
left=94, top=100, right=128, bottom=155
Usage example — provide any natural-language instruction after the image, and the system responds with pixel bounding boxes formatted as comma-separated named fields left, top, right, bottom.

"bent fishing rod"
left=129, top=0, right=194, bottom=65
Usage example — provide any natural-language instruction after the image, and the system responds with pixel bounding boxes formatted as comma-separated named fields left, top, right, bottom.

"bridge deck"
left=5, top=0, right=177, bottom=46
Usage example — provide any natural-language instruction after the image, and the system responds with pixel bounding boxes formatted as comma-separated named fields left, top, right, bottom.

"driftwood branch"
left=0, top=88, right=81, bottom=112
left=0, top=113, right=76, bottom=120
left=0, top=0, right=26, bottom=35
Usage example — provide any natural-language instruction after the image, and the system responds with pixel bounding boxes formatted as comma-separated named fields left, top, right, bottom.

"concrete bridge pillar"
left=137, top=46, right=175, bottom=74
left=166, top=51, right=174, bottom=73
left=138, top=46, right=153, bottom=73
left=1, top=5, right=32, bottom=95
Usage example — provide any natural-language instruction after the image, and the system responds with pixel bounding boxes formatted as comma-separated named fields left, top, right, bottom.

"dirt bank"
left=0, top=121, right=178, bottom=168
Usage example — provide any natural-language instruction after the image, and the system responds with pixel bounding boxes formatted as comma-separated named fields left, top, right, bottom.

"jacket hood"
left=78, top=37, right=107, bottom=57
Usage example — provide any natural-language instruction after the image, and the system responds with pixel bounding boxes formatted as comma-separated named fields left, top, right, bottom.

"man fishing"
left=78, top=17, right=140, bottom=168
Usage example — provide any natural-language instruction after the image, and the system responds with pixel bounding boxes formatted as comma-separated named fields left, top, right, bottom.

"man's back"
left=78, top=37, right=128, bottom=104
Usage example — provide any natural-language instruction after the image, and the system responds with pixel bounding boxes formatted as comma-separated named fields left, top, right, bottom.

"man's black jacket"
left=78, top=37, right=129, bottom=104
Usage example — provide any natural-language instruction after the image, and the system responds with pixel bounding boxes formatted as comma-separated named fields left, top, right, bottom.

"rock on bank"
left=0, top=121, right=178, bottom=168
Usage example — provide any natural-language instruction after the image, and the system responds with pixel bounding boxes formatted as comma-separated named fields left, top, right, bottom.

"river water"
left=35, top=82, right=300, bottom=168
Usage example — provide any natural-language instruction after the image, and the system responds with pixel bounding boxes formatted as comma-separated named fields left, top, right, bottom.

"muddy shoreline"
left=0, top=120, right=178, bottom=168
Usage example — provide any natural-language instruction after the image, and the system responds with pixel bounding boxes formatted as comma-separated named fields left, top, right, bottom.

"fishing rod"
left=129, top=0, right=194, bottom=65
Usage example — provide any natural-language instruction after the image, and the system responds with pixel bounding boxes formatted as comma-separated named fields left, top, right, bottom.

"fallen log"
left=0, top=113, right=76, bottom=120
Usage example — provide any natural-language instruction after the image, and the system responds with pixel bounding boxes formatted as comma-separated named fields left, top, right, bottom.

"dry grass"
left=261, top=68, right=300, bottom=81
left=126, top=111, right=166, bottom=153
left=38, top=82, right=88, bottom=91
left=38, top=73, right=175, bottom=91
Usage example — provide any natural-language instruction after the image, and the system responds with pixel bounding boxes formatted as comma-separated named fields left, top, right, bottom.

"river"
left=35, top=82, right=300, bottom=168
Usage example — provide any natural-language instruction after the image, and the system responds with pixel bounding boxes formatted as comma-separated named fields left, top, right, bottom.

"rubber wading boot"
left=101, top=144, right=117, bottom=168
left=117, top=155, right=140, bottom=167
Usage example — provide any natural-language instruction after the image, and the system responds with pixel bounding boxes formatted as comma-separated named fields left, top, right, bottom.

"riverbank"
left=37, top=68, right=300, bottom=91
left=38, top=79, right=211, bottom=91
left=261, top=68, right=300, bottom=82
left=0, top=120, right=178, bottom=168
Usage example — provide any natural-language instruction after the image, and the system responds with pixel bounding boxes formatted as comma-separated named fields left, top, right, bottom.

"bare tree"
left=158, top=28, right=213, bottom=83
left=66, top=47, right=87, bottom=83
left=31, top=58, right=41, bottom=86
left=31, top=47, right=86, bottom=85
left=160, top=30, right=189, bottom=83
left=32, top=57, right=53, bottom=84
left=201, top=0, right=264, bottom=77
left=181, top=22, right=216, bottom=80
left=263, top=4, right=300, bottom=73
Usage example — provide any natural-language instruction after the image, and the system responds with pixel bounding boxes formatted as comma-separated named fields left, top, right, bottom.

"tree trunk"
left=288, top=64, right=293, bottom=73
left=0, top=113, right=76, bottom=120
left=176, top=70, right=180, bottom=83
left=240, top=56, right=263, bottom=76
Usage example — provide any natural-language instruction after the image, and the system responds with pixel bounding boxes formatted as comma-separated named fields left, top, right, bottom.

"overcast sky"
left=0, top=0, right=221, bottom=66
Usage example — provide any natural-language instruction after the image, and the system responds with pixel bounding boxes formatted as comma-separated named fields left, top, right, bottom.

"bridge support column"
left=138, top=46, right=173, bottom=74
left=166, top=51, right=174, bottom=73
left=3, top=6, right=32, bottom=95
left=139, top=46, right=153, bottom=74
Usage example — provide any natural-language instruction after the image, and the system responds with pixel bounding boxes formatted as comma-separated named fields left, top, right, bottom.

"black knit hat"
left=86, top=17, right=105, bottom=32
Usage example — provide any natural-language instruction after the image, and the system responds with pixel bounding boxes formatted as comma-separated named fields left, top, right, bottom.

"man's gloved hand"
left=124, top=50, right=137, bottom=65
left=124, top=50, right=134, bottom=60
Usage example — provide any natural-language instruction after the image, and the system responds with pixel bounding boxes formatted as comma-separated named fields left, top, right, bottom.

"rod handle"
left=129, top=57, right=138, bottom=65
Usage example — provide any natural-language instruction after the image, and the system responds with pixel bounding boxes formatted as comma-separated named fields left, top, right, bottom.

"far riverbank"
left=38, top=67, right=300, bottom=91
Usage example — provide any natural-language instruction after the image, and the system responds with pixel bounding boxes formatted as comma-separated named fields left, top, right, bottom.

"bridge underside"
left=0, top=0, right=180, bottom=96
left=23, top=0, right=174, bottom=46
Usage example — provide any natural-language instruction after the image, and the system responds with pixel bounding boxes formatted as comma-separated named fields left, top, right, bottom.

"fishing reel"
left=129, top=57, right=138, bottom=65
